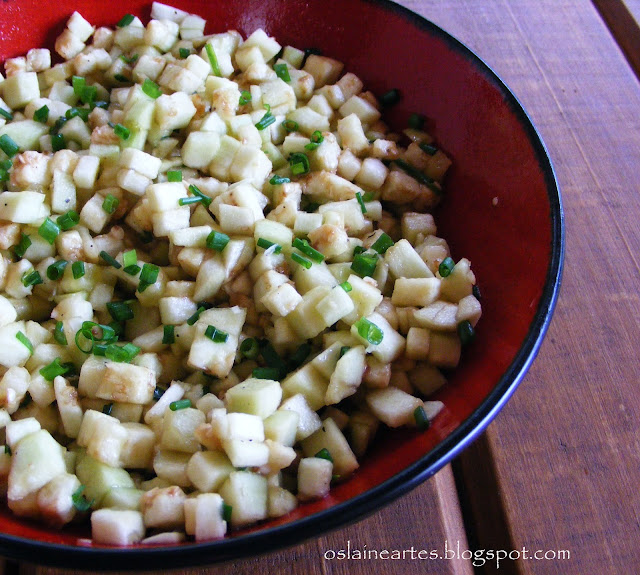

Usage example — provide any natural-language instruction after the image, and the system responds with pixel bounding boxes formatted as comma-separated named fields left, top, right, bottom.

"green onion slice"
left=414, top=405, right=430, bottom=431
left=167, top=170, right=182, bottom=182
left=102, top=193, right=120, bottom=215
left=138, top=263, right=159, bottom=292
left=419, top=142, right=438, bottom=156
left=292, top=237, right=324, bottom=263
left=204, top=325, right=229, bottom=343
left=257, top=238, right=282, bottom=253
left=123, top=249, right=137, bottom=268
left=255, top=108, right=275, bottom=130
left=408, top=113, right=425, bottom=130
left=221, top=502, right=233, bottom=523
left=169, top=399, right=192, bottom=411
left=142, top=78, right=161, bottom=99
left=0, top=108, right=12, bottom=121
left=57, top=210, right=79, bottom=230
left=252, top=367, right=281, bottom=380
left=39, top=358, right=71, bottom=381
left=54, top=321, right=68, bottom=345
left=117, top=13, right=135, bottom=27
left=187, top=306, right=206, bottom=326
left=339, top=281, right=352, bottom=292
left=188, top=184, right=212, bottom=207
left=351, top=253, right=377, bottom=277
left=162, top=325, right=175, bottom=345
left=457, top=320, right=476, bottom=346
left=239, top=338, right=259, bottom=359
left=269, top=174, right=290, bottom=185
left=51, top=133, right=66, bottom=152
left=105, top=342, right=140, bottom=363
left=0, top=134, right=19, bottom=158
left=239, top=90, right=252, bottom=105
left=339, top=346, right=350, bottom=358
left=355, top=191, right=367, bottom=214
left=107, top=301, right=134, bottom=322
left=315, top=448, right=333, bottom=462
left=72, top=261, right=85, bottom=279
left=178, top=47, right=191, bottom=59
left=13, top=234, right=31, bottom=258
left=274, top=63, right=291, bottom=82
left=289, top=342, right=311, bottom=369
left=370, top=232, right=394, bottom=254
left=282, top=119, right=298, bottom=132
left=22, top=270, right=43, bottom=287
left=290, top=252, right=312, bottom=269
left=99, top=251, right=121, bottom=269
left=380, top=88, right=401, bottom=107
left=304, top=130, right=324, bottom=151
left=438, top=257, right=455, bottom=277
left=205, top=43, right=221, bottom=77
left=206, top=230, right=230, bottom=252
left=34, top=105, right=49, bottom=123
left=102, top=403, right=113, bottom=415
left=354, top=317, right=384, bottom=345
left=15, top=331, right=33, bottom=354
left=178, top=196, right=203, bottom=206
left=393, top=159, right=441, bottom=194
left=289, top=152, right=310, bottom=175
left=71, top=485, right=94, bottom=512
left=111, top=123, right=130, bottom=140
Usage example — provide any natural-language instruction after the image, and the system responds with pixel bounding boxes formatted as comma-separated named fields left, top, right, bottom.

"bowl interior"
left=0, top=0, right=562, bottom=567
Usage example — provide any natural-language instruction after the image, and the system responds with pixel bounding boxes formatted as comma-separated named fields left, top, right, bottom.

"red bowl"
left=0, top=0, right=563, bottom=569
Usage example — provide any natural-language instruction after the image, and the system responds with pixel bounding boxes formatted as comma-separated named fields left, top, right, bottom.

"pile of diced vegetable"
left=0, top=2, right=481, bottom=545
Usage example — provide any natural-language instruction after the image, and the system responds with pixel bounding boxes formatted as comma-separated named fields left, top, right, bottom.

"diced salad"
left=0, top=2, right=481, bottom=545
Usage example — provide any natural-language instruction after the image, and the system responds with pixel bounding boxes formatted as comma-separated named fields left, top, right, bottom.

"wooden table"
left=6, top=0, right=640, bottom=573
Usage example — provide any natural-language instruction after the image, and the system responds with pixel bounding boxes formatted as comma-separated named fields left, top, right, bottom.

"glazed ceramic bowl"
left=0, top=0, right=563, bottom=569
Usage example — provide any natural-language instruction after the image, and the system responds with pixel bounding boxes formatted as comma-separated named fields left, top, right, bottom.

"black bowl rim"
left=0, top=0, right=565, bottom=569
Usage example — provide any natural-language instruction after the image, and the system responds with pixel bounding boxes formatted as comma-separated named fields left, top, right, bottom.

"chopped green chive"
left=13, top=234, right=31, bottom=258
left=71, top=485, right=93, bottom=512
left=274, top=63, right=291, bottom=82
left=206, top=230, right=230, bottom=252
left=107, top=301, right=134, bottom=322
left=439, top=256, right=455, bottom=277
left=22, top=270, right=43, bottom=287
left=221, top=502, right=232, bottom=522
left=0, top=134, right=19, bottom=157
left=117, top=13, right=135, bottom=27
left=187, top=306, right=206, bottom=326
left=0, top=108, right=12, bottom=121
left=47, top=260, right=68, bottom=281
left=351, top=253, right=377, bottom=277
left=315, top=448, right=333, bottom=462
left=113, top=74, right=130, bottom=84
left=393, top=159, right=440, bottom=193
left=138, top=263, right=159, bottom=292
left=72, top=261, right=85, bottom=279
left=282, top=119, right=298, bottom=132
left=142, top=78, right=162, bottom=99
left=16, top=331, right=33, bottom=354
left=39, top=357, right=71, bottom=381
left=362, top=191, right=375, bottom=202
left=54, top=321, right=67, bottom=345
left=472, top=284, right=482, bottom=300
left=239, top=337, right=259, bottom=359
left=380, top=88, right=401, bottom=107
left=4, top=445, right=10, bottom=455
left=102, top=194, right=119, bottom=215
left=252, top=367, right=281, bottom=380
left=260, top=342, right=287, bottom=373
left=269, top=174, right=290, bottom=185
left=100, top=251, right=121, bottom=269
left=339, top=345, right=350, bottom=358
left=120, top=53, right=139, bottom=65
left=419, top=142, right=438, bottom=156
left=65, top=107, right=90, bottom=122
left=457, top=320, right=476, bottom=346
left=111, top=123, right=130, bottom=140
left=178, top=196, right=204, bottom=206
left=414, top=405, right=430, bottom=431
left=102, top=402, right=113, bottom=415
left=255, top=107, right=275, bottom=130
left=105, top=342, right=140, bottom=363
left=178, top=47, right=191, bottom=59
left=188, top=184, right=212, bottom=207
left=123, top=264, right=141, bottom=276
left=291, top=252, right=312, bottom=269
left=355, top=191, right=367, bottom=214
left=167, top=170, right=182, bottom=182
left=162, top=325, right=175, bottom=345
left=153, top=386, right=165, bottom=401
left=34, top=105, right=49, bottom=123
left=123, top=249, right=137, bottom=268
left=339, top=281, right=352, bottom=292
left=257, top=238, right=282, bottom=253
left=292, top=237, right=324, bottom=263
left=169, top=399, right=192, bottom=411
left=289, top=152, right=310, bottom=175
left=354, top=317, right=384, bottom=345
left=204, top=325, right=229, bottom=343
left=239, top=90, right=252, bottom=105
left=304, top=130, right=324, bottom=151
left=370, top=232, right=394, bottom=254
left=289, top=342, right=311, bottom=369
left=205, top=43, right=221, bottom=77
left=57, top=210, right=79, bottom=230
left=51, top=133, right=66, bottom=152
left=408, top=113, right=425, bottom=130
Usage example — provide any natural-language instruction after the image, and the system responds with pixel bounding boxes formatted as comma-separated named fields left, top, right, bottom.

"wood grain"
left=26, top=466, right=472, bottom=575
left=404, top=0, right=640, bottom=572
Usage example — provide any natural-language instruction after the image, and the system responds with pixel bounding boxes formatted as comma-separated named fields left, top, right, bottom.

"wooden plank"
left=27, top=466, right=472, bottom=575
left=592, top=0, right=640, bottom=78
left=402, top=0, right=640, bottom=572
